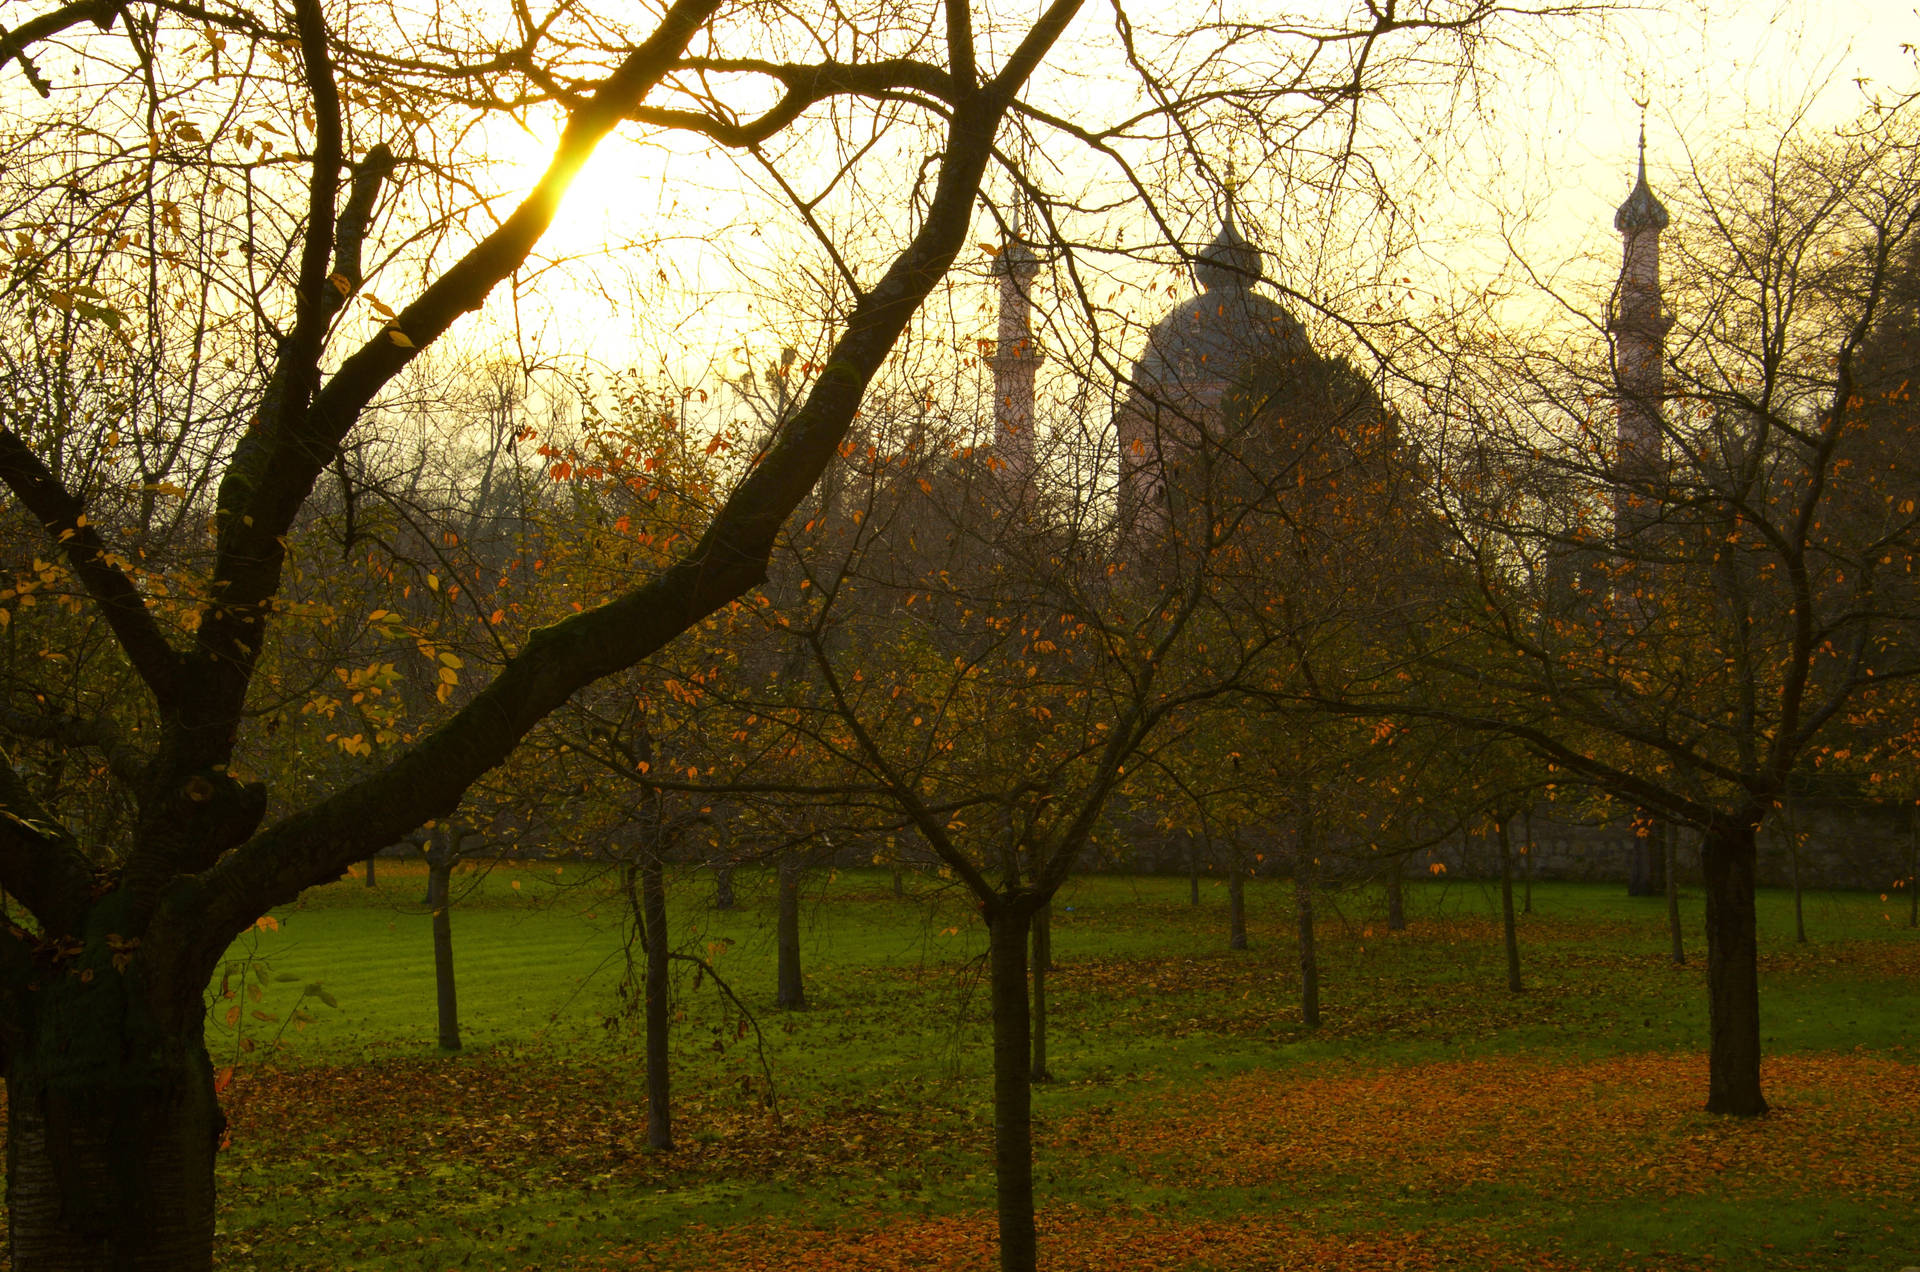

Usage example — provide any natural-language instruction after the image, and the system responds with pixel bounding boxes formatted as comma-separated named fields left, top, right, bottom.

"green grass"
left=194, top=866, right=1920, bottom=1270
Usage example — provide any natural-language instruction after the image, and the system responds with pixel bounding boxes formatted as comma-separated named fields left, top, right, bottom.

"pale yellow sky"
left=463, top=0, right=1920, bottom=421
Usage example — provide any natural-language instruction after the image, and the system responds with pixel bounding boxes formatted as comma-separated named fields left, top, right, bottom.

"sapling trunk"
left=1227, top=869, right=1248, bottom=951
left=1030, top=902, right=1052, bottom=1082
left=1785, top=816, right=1807, bottom=945
left=987, top=903, right=1038, bottom=1272
left=713, top=862, right=737, bottom=910
left=1385, top=854, right=1406, bottom=931
left=1909, top=803, right=1918, bottom=930
left=429, top=852, right=459, bottom=1051
left=1294, top=814, right=1320, bottom=1029
left=641, top=852, right=672, bottom=1150
left=1496, top=818, right=1523, bottom=993
left=364, top=854, right=377, bottom=888
left=1521, top=809, right=1535, bottom=915
left=775, top=856, right=805, bottom=1009
left=1666, top=824, right=1685, bottom=966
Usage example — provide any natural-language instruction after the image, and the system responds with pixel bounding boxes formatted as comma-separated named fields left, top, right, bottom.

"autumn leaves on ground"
left=158, top=867, right=1920, bottom=1269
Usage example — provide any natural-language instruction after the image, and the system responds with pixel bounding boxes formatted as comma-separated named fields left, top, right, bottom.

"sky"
left=469, top=0, right=1920, bottom=420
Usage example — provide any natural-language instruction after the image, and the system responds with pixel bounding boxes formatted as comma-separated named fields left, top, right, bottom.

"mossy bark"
left=5, top=955, right=222, bottom=1270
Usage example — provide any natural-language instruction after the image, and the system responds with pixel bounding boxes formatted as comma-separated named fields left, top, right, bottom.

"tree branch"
left=0, top=428, right=184, bottom=706
left=183, top=9, right=1080, bottom=957
left=189, top=0, right=726, bottom=743
left=0, top=751, right=97, bottom=935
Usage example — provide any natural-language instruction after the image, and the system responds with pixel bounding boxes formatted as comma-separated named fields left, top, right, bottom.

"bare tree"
left=1351, top=106, right=1920, bottom=1115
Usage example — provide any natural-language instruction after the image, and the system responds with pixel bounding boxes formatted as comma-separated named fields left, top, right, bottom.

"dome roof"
left=1194, top=215, right=1263, bottom=291
left=1129, top=287, right=1308, bottom=396
left=1614, top=133, right=1669, bottom=233
left=1128, top=210, right=1307, bottom=398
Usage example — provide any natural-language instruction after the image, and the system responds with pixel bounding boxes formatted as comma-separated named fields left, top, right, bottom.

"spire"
left=1614, top=118, right=1670, bottom=233
left=1610, top=111, right=1672, bottom=490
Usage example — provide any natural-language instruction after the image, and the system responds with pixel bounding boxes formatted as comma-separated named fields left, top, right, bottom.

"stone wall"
left=1409, top=801, right=1916, bottom=893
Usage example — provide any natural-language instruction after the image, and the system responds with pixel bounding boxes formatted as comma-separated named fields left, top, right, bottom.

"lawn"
left=181, top=864, right=1920, bottom=1270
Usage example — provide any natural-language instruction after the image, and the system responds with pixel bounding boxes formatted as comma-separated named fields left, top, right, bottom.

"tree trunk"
left=1187, top=838, right=1200, bottom=906
left=1294, top=815, right=1320, bottom=1029
left=1781, top=812, right=1807, bottom=945
left=987, top=902, right=1038, bottom=1272
left=1520, top=809, right=1535, bottom=915
left=364, top=854, right=377, bottom=888
left=1666, top=823, right=1686, bottom=966
left=1700, top=818, right=1767, bottom=1116
left=429, top=851, right=459, bottom=1051
left=775, top=856, right=805, bottom=1009
left=641, top=852, right=672, bottom=1151
left=712, top=862, right=736, bottom=911
left=1909, top=802, right=1917, bottom=930
left=1496, top=818, right=1523, bottom=993
left=892, top=863, right=906, bottom=897
left=6, top=987, right=223, bottom=1271
left=1628, top=819, right=1667, bottom=896
left=1227, top=869, right=1248, bottom=951
left=1030, top=902, right=1052, bottom=1083
left=1385, top=854, right=1406, bottom=931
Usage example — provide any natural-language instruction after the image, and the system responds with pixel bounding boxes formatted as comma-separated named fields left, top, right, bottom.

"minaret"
left=1609, top=123, right=1672, bottom=485
left=1610, top=123, right=1675, bottom=899
left=991, top=236, right=1041, bottom=500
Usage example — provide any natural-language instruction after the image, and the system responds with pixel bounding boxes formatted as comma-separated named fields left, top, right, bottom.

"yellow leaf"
left=387, top=328, right=414, bottom=348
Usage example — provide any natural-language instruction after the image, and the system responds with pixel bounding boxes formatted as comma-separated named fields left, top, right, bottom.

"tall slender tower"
left=991, top=237, right=1041, bottom=500
left=1609, top=124, right=1672, bottom=485
left=1610, top=125, right=1674, bottom=900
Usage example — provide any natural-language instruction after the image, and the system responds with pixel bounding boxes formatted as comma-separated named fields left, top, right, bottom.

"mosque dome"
left=1127, top=211, right=1309, bottom=400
